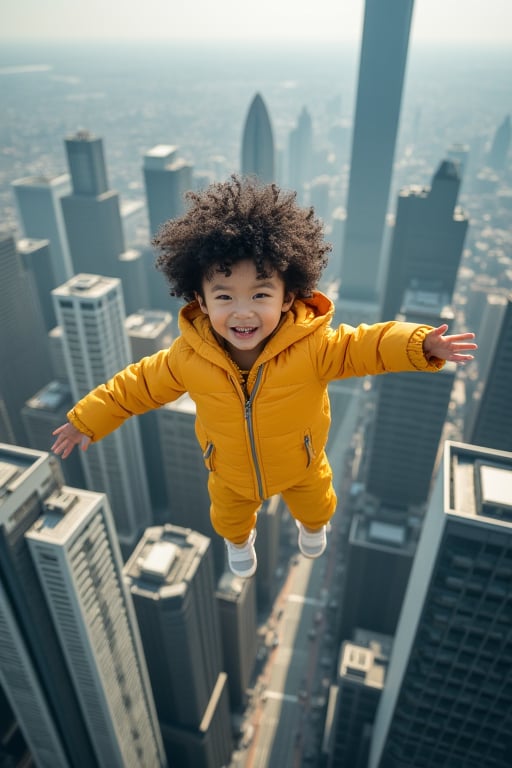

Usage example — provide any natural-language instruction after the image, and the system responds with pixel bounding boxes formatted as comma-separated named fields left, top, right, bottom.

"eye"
left=253, top=292, right=271, bottom=299
left=214, top=294, right=231, bottom=301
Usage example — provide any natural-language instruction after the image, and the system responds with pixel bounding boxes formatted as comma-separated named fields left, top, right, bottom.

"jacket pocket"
left=304, top=431, right=316, bottom=468
left=203, top=441, right=215, bottom=472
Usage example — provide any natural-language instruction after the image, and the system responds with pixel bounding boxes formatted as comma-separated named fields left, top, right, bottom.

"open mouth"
left=232, top=326, right=257, bottom=336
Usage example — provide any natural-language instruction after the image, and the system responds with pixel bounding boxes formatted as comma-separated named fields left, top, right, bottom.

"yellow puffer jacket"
left=68, top=291, right=443, bottom=500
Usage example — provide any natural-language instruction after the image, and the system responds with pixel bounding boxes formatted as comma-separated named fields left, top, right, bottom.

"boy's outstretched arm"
left=52, top=422, right=91, bottom=459
left=423, top=324, right=477, bottom=364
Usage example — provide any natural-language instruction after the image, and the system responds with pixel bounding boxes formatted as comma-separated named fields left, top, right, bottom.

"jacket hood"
left=177, top=291, right=334, bottom=366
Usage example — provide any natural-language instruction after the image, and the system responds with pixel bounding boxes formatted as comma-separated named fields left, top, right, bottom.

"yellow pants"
left=208, top=450, right=337, bottom=544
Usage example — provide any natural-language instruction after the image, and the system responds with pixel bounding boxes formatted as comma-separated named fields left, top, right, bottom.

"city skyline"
left=2, top=0, right=512, bottom=44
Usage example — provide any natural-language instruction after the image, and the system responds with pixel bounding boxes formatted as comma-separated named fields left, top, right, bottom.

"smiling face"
left=196, top=259, right=295, bottom=368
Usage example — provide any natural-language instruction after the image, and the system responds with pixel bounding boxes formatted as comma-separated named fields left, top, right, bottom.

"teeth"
left=234, top=327, right=255, bottom=334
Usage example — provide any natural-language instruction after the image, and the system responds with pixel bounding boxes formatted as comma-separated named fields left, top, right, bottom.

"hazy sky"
left=1, top=0, right=512, bottom=44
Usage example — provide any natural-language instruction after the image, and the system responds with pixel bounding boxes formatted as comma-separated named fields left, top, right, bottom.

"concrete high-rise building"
left=52, top=274, right=152, bottom=549
left=0, top=444, right=97, bottom=768
left=216, top=571, right=258, bottom=709
left=369, top=441, right=512, bottom=768
left=288, top=106, right=313, bottom=202
left=12, top=173, right=73, bottom=284
left=157, top=395, right=225, bottom=575
left=340, top=0, right=415, bottom=303
left=27, top=484, right=166, bottom=768
left=381, top=160, right=468, bottom=322
left=366, top=292, right=456, bottom=509
left=22, top=380, right=86, bottom=489
left=17, top=237, right=57, bottom=331
left=254, top=495, right=283, bottom=610
left=241, top=93, right=275, bottom=183
left=486, top=114, right=511, bottom=171
left=339, top=512, right=416, bottom=641
left=61, top=131, right=148, bottom=313
left=48, top=325, right=69, bottom=383
left=325, top=631, right=391, bottom=768
left=125, top=310, right=174, bottom=514
left=143, top=145, right=193, bottom=238
left=0, top=230, right=52, bottom=444
left=124, top=525, right=233, bottom=768
left=465, top=295, right=512, bottom=453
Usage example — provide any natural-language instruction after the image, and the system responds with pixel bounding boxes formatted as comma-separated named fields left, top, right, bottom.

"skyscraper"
left=143, top=145, right=193, bottom=238
left=157, top=395, right=225, bottom=575
left=288, top=106, right=313, bottom=202
left=465, top=295, right=512, bottom=453
left=27, top=484, right=166, bottom=767
left=486, top=114, right=511, bottom=171
left=0, top=444, right=97, bottom=768
left=52, top=274, right=152, bottom=550
left=380, top=160, right=468, bottom=322
left=369, top=441, right=512, bottom=768
left=215, top=571, right=258, bottom=709
left=325, top=630, right=391, bottom=768
left=0, top=229, right=52, bottom=444
left=123, top=525, right=233, bottom=768
left=12, top=173, right=73, bottom=284
left=60, top=131, right=148, bottom=313
left=17, top=237, right=57, bottom=331
left=340, top=0, right=415, bottom=303
left=241, top=93, right=275, bottom=183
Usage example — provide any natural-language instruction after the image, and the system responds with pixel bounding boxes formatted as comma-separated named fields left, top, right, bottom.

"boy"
left=52, top=176, right=477, bottom=578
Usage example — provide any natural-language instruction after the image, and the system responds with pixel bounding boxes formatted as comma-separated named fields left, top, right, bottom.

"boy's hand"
left=423, top=324, right=477, bottom=364
left=52, top=423, right=91, bottom=459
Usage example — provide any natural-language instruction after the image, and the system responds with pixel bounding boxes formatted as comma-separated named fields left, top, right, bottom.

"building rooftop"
left=448, top=441, right=512, bottom=524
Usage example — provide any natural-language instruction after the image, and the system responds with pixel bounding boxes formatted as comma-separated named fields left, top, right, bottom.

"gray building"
left=241, top=93, right=275, bottom=183
left=465, top=295, right=512, bottom=454
left=143, top=144, right=193, bottom=239
left=380, top=160, right=468, bottom=322
left=254, top=495, right=283, bottom=610
left=27, top=483, right=166, bottom=768
left=215, top=571, right=258, bottom=709
left=0, top=444, right=96, bottom=768
left=157, top=394, right=225, bottom=575
left=123, top=525, right=233, bottom=768
left=61, top=131, right=148, bottom=314
left=17, top=237, right=57, bottom=331
left=12, top=173, right=73, bottom=284
left=365, top=292, right=456, bottom=509
left=369, top=441, right=512, bottom=768
left=325, top=630, right=391, bottom=768
left=22, top=380, right=86, bottom=489
left=52, top=274, right=152, bottom=550
left=340, top=0, right=415, bottom=303
left=288, top=106, right=313, bottom=202
left=340, top=512, right=416, bottom=641
left=0, top=230, right=52, bottom=444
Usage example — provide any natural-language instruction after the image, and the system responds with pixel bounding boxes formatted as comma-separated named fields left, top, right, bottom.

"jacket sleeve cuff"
left=67, top=408, right=96, bottom=440
left=407, top=326, right=445, bottom=371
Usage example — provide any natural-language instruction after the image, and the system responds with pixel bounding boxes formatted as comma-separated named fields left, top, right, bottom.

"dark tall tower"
left=0, top=230, right=52, bottom=444
left=369, top=441, right=512, bottom=768
left=380, top=160, right=468, bottom=322
left=465, top=296, right=512, bottom=453
left=288, top=106, right=313, bottom=202
left=124, top=525, right=233, bottom=768
left=241, top=93, right=275, bottom=183
left=487, top=114, right=511, bottom=171
left=340, top=0, right=415, bottom=303
left=61, top=131, right=148, bottom=313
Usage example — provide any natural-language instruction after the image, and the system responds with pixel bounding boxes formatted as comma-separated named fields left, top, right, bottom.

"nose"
left=233, top=300, right=253, bottom=318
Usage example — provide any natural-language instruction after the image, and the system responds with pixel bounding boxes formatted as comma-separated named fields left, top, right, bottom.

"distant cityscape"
left=1, top=4, right=512, bottom=767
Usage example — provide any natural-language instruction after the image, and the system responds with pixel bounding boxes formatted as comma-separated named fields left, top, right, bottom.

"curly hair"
left=153, top=175, right=331, bottom=302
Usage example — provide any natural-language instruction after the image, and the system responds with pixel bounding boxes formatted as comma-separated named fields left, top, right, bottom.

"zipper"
left=304, top=433, right=315, bottom=468
left=245, top=364, right=265, bottom=500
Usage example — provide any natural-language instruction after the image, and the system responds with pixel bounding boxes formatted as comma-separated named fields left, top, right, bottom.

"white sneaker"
left=296, top=521, right=328, bottom=558
left=225, top=529, right=257, bottom=577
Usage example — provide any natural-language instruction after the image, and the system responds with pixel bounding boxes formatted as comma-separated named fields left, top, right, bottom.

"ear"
left=195, top=292, right=208, bottom=314
left=282, top=292, right=295, bottom=312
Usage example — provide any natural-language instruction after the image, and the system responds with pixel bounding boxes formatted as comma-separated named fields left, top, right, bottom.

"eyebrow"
left=209, top=280, right=278, bottom=291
